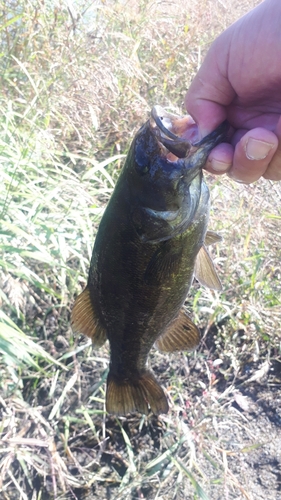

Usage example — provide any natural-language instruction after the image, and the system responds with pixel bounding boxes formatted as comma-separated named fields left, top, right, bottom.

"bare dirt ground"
left=2, top=313, right=281, bottom=500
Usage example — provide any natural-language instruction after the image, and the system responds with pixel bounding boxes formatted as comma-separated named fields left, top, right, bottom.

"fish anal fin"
left=205, top=230, right=222, bottom=246
left=194, top=245, right=222, bottom=291
left=106, top=371, right=168, bottom=416
left=71, top=286, right=107, bottom=348
left=155, top=309, right=200, bottom=353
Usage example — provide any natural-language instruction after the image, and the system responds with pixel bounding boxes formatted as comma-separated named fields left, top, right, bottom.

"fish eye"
left=141, top=165, right=149, bottom=174
left=137, top=164, right=149, bottom=175
left=135, top=134, right=152, bottom=175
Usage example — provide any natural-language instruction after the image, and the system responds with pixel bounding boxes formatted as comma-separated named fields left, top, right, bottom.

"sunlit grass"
left=1, top=0, right=280, bottom=499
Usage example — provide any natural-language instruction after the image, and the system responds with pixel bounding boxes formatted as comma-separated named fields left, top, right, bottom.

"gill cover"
left=131, top=108, right=228, bottom=244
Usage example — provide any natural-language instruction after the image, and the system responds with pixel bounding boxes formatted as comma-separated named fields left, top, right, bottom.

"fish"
left=71, top=106, right=228, bottom=416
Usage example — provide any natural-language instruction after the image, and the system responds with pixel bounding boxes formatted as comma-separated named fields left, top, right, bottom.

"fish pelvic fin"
left=106, top=371, right=169, bottom=416
left=71, top=286, right=107, bottom=348
left=155, top=309, right=200, bottom=353
left=194, top=245, right=222, bottom=291
left=204, top=230, right=222, bottom=246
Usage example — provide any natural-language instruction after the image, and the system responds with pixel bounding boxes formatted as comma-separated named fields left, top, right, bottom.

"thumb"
left=185, top=42, right=236, bottom=137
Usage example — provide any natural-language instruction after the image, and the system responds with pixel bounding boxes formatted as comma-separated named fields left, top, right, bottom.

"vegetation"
left=1, top=0, right=280, bottom=499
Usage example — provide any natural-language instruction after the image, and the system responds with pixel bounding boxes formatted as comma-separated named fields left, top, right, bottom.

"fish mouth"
left=150, top=105, right=199, bottom=160
left=150, top=105, right=229, bottom=161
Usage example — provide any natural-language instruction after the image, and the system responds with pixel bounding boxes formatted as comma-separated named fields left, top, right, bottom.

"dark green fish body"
left=72, top=107, right=228, bottom=415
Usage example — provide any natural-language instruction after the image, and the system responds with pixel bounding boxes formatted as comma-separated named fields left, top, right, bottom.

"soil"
left=2, top=323, right=281, bottom=500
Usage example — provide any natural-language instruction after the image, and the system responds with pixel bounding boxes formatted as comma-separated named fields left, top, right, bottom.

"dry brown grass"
left=2, top=1, right=281, bottom=499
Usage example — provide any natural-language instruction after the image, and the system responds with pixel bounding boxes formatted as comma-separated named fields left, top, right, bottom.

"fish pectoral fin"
left=71, top=286, right=107, bottom=348
left=144, top=243, right=182, bottom=284
left=194, top=245, right=222, bottom=291
left=205, top=230, right=222, bottom=246
left=106, top=371, right=168, bottom=416
left=155, top=309, right=200, bottom=352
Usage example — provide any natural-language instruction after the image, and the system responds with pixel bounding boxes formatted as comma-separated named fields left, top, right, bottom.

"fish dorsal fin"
left=71, top=286, right=107, bottom=347
left=205, top=230, right=222, bottom=246
left=194, top=245, right=222, bottom=291
left=155, top=309, right=200, bottom=353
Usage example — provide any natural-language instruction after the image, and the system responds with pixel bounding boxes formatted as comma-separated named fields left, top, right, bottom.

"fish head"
left=126, top=106, right=229, bottom=242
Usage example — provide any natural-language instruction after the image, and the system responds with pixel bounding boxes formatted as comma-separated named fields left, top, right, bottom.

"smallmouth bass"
left=72, top=106, right=228, bottom=416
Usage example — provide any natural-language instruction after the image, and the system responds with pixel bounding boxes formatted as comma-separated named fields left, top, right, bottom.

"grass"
left=1, top=0, right=281, bottom=499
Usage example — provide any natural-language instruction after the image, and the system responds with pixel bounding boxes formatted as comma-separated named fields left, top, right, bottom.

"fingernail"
left=245, top=138, right=274, bottom=160
left=228, top=174, right=250, bottom=184
left=210, top=159, right=230, bottom=172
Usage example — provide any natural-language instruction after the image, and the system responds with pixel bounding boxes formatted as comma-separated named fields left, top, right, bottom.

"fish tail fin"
left=106, top=371, right=169, bottom=416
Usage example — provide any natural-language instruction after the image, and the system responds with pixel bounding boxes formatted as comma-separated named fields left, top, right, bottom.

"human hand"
left=185, top=0, right=281, bottom=183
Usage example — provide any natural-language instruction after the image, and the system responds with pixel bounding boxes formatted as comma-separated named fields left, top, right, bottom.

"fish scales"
left=72, top=106, right=229, bottom=416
